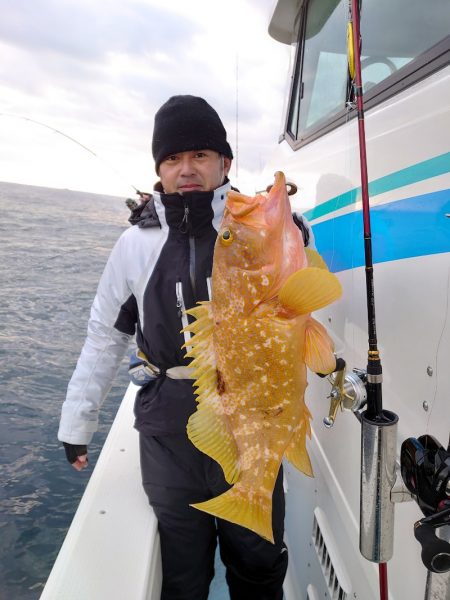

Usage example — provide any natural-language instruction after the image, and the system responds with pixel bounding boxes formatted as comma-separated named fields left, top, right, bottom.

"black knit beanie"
left=152, top=95, right=233, bottom=173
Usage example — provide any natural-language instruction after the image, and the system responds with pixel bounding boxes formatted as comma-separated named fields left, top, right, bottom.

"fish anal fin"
left=187, top=398, right=240, bottom=484
left=191, top=485, right=274, bottom=543
left=284, top=420, right=314, bottom=477
left=304, top=317, right=336, bottom=375
left=278, top=267, right=342, bottom=315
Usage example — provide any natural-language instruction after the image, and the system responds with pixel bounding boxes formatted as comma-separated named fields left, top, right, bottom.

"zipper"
left=179, top=200, right=197, bottom=299
left=189, top=236, right=196, bottom=298
left=179, top=202, right=189, bottom=233
left=178, top=200, right=197, bottom=300
left=176, top=280, right=192, bottom=350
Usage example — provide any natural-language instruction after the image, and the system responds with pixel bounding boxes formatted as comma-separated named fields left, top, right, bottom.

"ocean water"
left=0, top=181, right=135, bottom=599
left=0, top=181, right=228, bottom=600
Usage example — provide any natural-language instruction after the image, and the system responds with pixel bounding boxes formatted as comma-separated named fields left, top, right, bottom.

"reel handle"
left=321, top=362, right=367, bottom=428
left=414, top=508, right=450, bottom=573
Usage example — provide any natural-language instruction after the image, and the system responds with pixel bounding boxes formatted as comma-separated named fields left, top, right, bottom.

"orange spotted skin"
left=215, top=307, right=309, bottom=492
left=211, top=180, right=310, bottom=536
left=184, top=172, right=339, bottom=542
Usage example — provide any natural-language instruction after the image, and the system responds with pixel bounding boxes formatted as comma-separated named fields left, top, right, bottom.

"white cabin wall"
left=263, top=53, right=450, bottom=599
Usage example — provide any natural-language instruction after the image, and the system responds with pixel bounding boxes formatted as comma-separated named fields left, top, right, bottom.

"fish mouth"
left=271, top=171, right=286, bottom=193
left=226, top=190, right=258, bottom=217
left=225, top=171, right=288, bottom=224
left=264, top=171, right=287, bottom=196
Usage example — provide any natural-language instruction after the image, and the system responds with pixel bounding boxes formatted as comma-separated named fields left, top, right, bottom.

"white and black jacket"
left=58, top=180, right=314, bottom=445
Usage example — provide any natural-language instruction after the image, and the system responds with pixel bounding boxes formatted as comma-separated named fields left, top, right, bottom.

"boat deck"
left=40, top=384, right=288, bottom=599
left=40, top=384, right=233, bottom=600
left=210, top=553, right=229, bottom=599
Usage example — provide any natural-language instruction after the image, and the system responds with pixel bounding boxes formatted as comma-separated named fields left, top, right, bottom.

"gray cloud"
left=0, top=0, right=200, bottom=62
left=0, top=0, right=289, bottom=193
left=0, top=0, right=204, bottom=123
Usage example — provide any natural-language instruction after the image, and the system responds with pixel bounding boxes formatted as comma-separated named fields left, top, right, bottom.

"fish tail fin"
left=191, top=485, right=274, bottom=543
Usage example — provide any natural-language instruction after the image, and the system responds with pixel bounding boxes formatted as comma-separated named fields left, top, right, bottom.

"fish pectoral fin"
left=278, top=267, right=342, bottom=315
left=305, top=247, right=329, bottom=270
left=284, top=418, right=314, bottom=477
left=191, top=485, right=274, bottom=543
left=304, top=317, right=336, bottom=375
left=187, top=398, right=240, bottom=485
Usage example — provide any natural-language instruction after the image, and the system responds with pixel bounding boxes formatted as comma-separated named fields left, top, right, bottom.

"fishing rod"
left=347, top=2, right=399, bottom=600
left=0, top=112, right=141, bottom=195
left=348, top=1, right=383, bottom=419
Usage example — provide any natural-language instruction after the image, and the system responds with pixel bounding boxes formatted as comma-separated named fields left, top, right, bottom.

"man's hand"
left=63, top=442, right=89, bottom=471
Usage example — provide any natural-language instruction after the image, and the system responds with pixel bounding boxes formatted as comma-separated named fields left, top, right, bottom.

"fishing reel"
left=125, top=190, right=152, bottom=212
left=320, top=359, right=367, bottom=427
left=401, top=435, right=450, bottom=573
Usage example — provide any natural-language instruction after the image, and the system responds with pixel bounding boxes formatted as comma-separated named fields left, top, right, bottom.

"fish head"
left=213, top=171, right=306, bottom=314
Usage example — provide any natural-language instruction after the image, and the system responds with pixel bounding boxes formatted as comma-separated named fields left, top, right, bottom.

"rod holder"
left=360, top=410, right=399, bottom=562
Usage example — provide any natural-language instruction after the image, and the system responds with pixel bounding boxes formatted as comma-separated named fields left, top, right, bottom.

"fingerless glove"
left=63, top=442, right=88, bottom=464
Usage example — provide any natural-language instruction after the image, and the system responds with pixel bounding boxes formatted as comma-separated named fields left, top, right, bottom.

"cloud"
left=0, top=0, right=291, bottom=194
left=0, top=0, right=202, bottom=101
left=0, top=0, right=199, bottom=61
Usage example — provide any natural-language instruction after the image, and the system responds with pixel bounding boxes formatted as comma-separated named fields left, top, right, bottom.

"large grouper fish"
left=182, top=171, right=342, bottom=542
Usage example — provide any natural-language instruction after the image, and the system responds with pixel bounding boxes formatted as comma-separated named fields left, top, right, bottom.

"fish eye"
left=220, top=228, right=234, bottom=246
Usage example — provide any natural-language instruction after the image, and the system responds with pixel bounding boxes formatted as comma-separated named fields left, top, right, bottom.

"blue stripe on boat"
left=303, top=152, right=450, bottom=222
left=313, top=188, right=450, bottom=273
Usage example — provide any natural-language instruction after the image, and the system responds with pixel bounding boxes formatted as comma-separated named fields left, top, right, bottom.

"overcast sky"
left=0, top=0, right=291, bottom=196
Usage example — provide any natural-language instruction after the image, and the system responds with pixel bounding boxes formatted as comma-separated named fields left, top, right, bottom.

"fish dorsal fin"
left=305, top=247, right=329, bottom=270
left=284, top=413, right=313, bottom=477
left=183, top=302, right=240, bottom=485
left=304, top=316, right=336, bottom=374
left=278, top=267, right=342, bottom=315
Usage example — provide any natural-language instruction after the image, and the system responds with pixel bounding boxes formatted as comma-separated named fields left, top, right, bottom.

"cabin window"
left=286, top=0, right=450, bottom=146
left=288, top=0, right=347, bottom=138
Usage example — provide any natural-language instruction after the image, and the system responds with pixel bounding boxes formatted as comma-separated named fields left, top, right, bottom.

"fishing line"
left=235, top=52, right=239, bottom=181
left=0, top=112, right=140, bottom=194
left=426, top=260, right=450, bottom=433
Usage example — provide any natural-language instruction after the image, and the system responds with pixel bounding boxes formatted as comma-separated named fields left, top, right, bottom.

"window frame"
left=283, top=0, right=450, bottom=150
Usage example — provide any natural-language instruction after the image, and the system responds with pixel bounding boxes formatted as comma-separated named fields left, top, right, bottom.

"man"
left=59, top=95, right=305, bottom=599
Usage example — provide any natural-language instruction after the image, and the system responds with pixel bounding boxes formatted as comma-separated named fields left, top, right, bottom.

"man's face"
left=158, top=149, right=232, bottom=194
